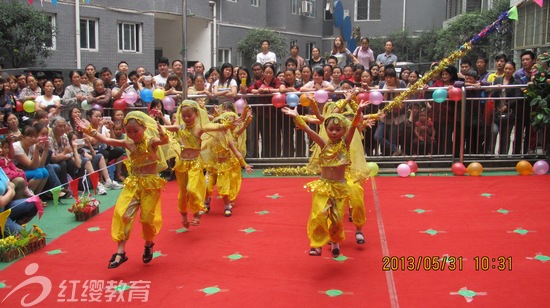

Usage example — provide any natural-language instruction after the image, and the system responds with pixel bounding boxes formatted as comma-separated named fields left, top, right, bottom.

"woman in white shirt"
left=35, top=80, right=60, bottom=111
left=213, top=63, right=238, bottom=105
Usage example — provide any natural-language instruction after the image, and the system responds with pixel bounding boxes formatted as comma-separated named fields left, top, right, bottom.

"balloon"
left=342, top=16, right=352, bottom=41
left=516, top=160, right=533, bottom=176
left=92, top=104, right=104, bottom=113
left=314, top=90, right=328, bottom=103
left=397, top=163, right=411, bottom=177
left=234, top=98, right=246, bottom=114
left=153, top=88, right=165, bottom=100
left=406, top=160, right=418, bottom=173
left=141, top=89, right=153, bottom=103
left=272, top=94, right=286, bottom=108
left=124, top=92, right=138, bottom=105
left=81, top=100, right=92, bottom=110
left=410, top=172, right=416, bottom=177
left=357, top=92, right=369, bottom=103
left=286, top=93, right=299, bottom=107
left=366, top=162, right=379, bottom=177
left=451, top=162, right=467, bottom=176
left=113, top=99, right=127, bottom=110
left=162, top=96, right=176, bottom=111
left=433, top=88, right=448, bottom=103
left=300, top=94, right=312, bottom=107
left=333, top=0, right=344, bottom=27
left=15, top=101, right=23, bottom=112
left=23, top=100, right=35, bottom=113
left=369, top=91, right=383, bottom=105
left=467, top=162, right=483, bottom=176
left=533, top=160, right=550, bottom=175
left=448, top=87, right=462, bottom=101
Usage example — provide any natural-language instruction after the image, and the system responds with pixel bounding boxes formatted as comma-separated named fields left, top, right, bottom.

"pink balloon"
left=92, top=104, right=104, bottom=113
left=369, top=91, right=383, bottom=105
left=162, top=97, right=176, bottom=111
left=234, top=98, right=246, bottom=114
left=452, top=162, right=467, bottom=176
left=397, top=163, right=411, bottom=177
left=124, top=92, right=138, bottom=105
left=314, top=90, right=328, bottom=103
left=356, top=92, right=369, bottom=103
left=533, top=160, right=549, bottom=175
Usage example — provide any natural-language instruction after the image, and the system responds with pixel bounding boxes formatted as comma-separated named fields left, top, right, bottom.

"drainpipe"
left=210, top=1, right=217, bottom=67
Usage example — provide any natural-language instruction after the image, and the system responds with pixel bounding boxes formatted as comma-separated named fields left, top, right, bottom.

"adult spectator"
left=16, top=74, right=27, bottom=94
left=376, top=40, right=398, bottom=67
left=188, top=74, right=211, bottom=109
left=352, top=37, right=375, bottom=69
left=172, top=60, right=185, bottom=81
left=513, top=50, right=536, bottom=155
left=99, top=67, right=115, bottom=89
left=52, top=74, right=65, bottom=98
left=213, top=63, right=237, bottom=105
left=154, top=57, right=170, bottom=88
left=300, top=67, right=335, bottom=92
left=61, top=71, right=90, bottom=118
left=0, top=77, right=16, bottom=113
left=487, top=54, right=508, bottom=83
left=116, top=61, right=129, bottom=76
left=476, top=56, right=490, bottom=82
left=326, top=56, right=338, bottom=68
left=308, top=47, right=326, bottom=70
left=11, top=125, right=49, bottom=195
left=194, top=62, right=205, bottom=76
left=458, top=59, right=472, bottom=80
left=87, top=79, right=112, bottom=108
left=85, top=64, right=98, bottom=87
left=331, top=36, right=358, bottom=69
left=112, top=72, right=137, bottom=101
left=35, top=72, right=47, bottom=89
left=135, top=66, right=146, bottom=77
left=256, top=40, right=277, bottom=67
left=285, top=57, right=298, bottom=71
left=430, top=65, right=459, bottom=155
left=18, top=75, right=42, bottom=103
left=0, top=168, right=37, bottom=236
left=514, top=50, right=536, bottom=84
left=288, top=45, right=305, bottom=70
left=34, top=80, right=60, bottom=112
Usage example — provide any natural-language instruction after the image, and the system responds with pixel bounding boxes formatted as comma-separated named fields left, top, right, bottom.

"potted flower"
left=0, top=225, right=47, bottom=262
left=68, top=194, right=100, bottom=221
left=524, top=51, right=550, bottom=159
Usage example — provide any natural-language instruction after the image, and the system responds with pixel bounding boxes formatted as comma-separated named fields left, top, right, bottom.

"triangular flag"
left=508, top=6, right=518, bottom=21
left=27, top=196, right=44, bottom=219
left=0, top=209, right=11, bottom=236
left=51, top=186, right=62, bottom=207
left=534, top=0, right=543, bottom=8
left=69, top=178, right=80, bottom=201
left=89, top=172, right=99, bottom=195
left=27, top=0, right=33, bottom=5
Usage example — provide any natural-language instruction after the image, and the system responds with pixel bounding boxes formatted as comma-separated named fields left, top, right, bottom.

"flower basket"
left=69, top=194, right=100, bottom=221
left=0, top=225, right=47, bottom=262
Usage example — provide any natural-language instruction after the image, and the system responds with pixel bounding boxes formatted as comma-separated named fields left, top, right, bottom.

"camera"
left=75, top=139, right=85, bottom=146
left=38, top=136, right=49, bottom=143
left=128, top=82, right=134, bottom=86
left=144, top=76, right=152, bottom=81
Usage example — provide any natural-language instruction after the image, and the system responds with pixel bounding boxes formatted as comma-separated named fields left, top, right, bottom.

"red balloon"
left=113, top=99, right=127, bottom=110
left=448, top=87, right=462, bottom=101
left=406, top=160, right=418, bottom=173
left=15, top=101, right=24, bottom=112
left=452, top=162, right=467, bottom=176
left=356, top=92, right=369, bottom=103
left=272, top=94, right=286, bottom=108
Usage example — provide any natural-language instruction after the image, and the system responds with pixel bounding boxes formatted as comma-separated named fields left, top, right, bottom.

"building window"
left=227, top=0, right=237, bottom=3
left=305, top=42, right=314, bottom=60
left=355, top=0, right=381, bottom=21
left=118, top=22, right=141, bottom=53
left=218, top=48, right=231, bottom=66
left=45, top=14, right=56, bottom=50
left=251, top=0, right=259, bottom=7
left=80, top=19, right=98, bottom=50
left=324, top=0, right=333, bottom=20
left=291, top=0, right=298, bottom=14
left=304, top=0, right=317, bottom=18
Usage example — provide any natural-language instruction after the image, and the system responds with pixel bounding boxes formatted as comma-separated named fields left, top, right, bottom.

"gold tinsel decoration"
left=263, top=166, right=319, bottom=176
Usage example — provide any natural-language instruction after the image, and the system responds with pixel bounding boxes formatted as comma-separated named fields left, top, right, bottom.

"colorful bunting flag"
left=27, top=196, right=44, bottom=219
left=534, top=0, right=543, bottom=8
left=0, top=209, right=11, bottom=236
left=507, top=6, right=518, bottom=21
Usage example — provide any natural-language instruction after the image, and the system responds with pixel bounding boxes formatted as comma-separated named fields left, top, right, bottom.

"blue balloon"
left=140, top=88, right=153, bottom=103
left=342, top=16, right=352, bottom=41
left=286, top=93, right=299, bottom=107
left=432, top=88, right=448, bottom=103
left=333, top=0, right=344, bottom=28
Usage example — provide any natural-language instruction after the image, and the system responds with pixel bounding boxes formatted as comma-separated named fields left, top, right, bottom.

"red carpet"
left=0, top=175, right=549, bottom=307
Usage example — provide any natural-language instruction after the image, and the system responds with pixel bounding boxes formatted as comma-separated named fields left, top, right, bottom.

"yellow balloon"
left=23, top=100, right=35, bottom=113
left=366, top=162, right=379, bottom=177
left=153, top=89, right=165, bottom=100
left=516, top=160, right=533, bottom=176
left=467, top=162, right=483, bottom=176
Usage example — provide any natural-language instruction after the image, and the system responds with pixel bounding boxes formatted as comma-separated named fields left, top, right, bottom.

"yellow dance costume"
left=111, top=112, right=173, bottom=243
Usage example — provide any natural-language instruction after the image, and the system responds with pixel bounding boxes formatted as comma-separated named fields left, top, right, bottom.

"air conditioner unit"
left=301, top=1, right=313, bottom=15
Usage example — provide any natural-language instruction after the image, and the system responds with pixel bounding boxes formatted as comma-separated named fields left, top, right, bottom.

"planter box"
left=0, top=238, right=47, bottom=262
left=74, top=205, right=99, bottom=221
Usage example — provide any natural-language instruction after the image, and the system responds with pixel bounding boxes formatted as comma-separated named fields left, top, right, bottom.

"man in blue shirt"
left=376, top=40, right=398, bottom=67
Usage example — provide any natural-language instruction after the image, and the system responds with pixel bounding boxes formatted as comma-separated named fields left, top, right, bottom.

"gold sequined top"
left=177, top=124, right=201, bottom=150
left=128, top=138, right=159, bottom=170
left=319, top=139, right=350, bottom=167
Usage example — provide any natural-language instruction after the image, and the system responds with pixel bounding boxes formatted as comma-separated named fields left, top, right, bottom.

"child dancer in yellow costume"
left=77, top=111, right=172, bottom=269
left=202, top=111, right=253, bottom=216
left=282, top=98, right=369, bottom=258
left=165, top=100, right=236, bottom=228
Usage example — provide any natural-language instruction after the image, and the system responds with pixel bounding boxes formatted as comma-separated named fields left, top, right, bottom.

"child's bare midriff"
left=321, top=166, right=347, bottom=181
left=180, top=148, right=201, bottom=159
left=133, top=163, right=159, bottom=175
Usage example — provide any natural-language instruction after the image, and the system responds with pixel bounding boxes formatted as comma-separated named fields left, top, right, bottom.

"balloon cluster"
left=396, top=160, right=418, bottom=177
left=517, top=160, right=550, bottom=176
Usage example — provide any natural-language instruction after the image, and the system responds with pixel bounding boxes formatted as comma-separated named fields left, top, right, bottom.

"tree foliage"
left=237, top=28, right=288, bottom=69
left=0, top=0, right=54, bottom=68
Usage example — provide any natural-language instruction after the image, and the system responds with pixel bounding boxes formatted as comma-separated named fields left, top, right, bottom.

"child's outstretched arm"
left=150, top=123, right=170, bottom=148
left=227, top=138, right=253, bottom=174
left=282, top=106, right=326, bottom=149
left=345, top=100, right=370, bottom=146
left=75, top=117, right=128, bottom=149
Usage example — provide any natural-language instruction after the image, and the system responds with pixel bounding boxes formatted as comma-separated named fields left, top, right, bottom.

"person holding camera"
left=112, top=72, right=137, bottom=102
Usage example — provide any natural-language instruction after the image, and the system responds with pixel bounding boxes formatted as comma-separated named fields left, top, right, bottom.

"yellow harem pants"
left=305, top=179, right=349, bottom=248
left=347, top=178, right=366, bottom=228
left=111, top=174, right=166, bottom=243
left=206, top=158, right=239, bottom=201
left=174, top=158, right=206, bottom=214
